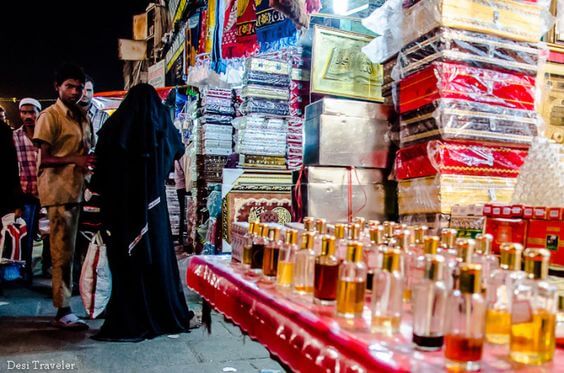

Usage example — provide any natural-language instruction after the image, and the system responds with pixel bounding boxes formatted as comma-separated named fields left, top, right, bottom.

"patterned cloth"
left=13, top=127, right=38, bottom=197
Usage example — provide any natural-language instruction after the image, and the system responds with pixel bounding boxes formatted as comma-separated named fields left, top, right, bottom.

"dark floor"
left=0, top=256, right=285, bottom=373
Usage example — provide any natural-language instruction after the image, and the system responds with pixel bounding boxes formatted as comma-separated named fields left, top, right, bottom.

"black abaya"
left=92, top=84, right=191, bottom=342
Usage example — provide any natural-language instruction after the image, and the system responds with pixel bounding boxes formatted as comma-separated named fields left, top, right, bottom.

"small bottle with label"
left=336, top=241, right=367, bottom=319
left=242, top=221, right=258, bottom=270
left=444, top=264, right=486, bottom=372
left=371, top=247, right=403, bottom=334
left=510, top=249, right=557, bottom=365
left=276, top=229, right=299, bottom=288
left=334, top=223, right=348, bottom=261
left=473, top=233, right=499, bottom=286
left=314, top=235, right=339, bottom=305
left=485, top=243, right=525, bottom=345
left=294, top=231, right=316, bottom=295
left=249, top=224, right=269, bottom=276
left=412, top=254, right=448, bottom=351
left=262, top=227, right=282, bottom=282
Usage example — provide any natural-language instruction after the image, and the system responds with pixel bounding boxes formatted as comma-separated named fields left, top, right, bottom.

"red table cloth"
left=186, top=256, right=564, bottom=373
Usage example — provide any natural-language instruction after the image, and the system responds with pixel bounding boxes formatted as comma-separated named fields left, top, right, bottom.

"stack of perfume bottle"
left=233, top=217, right=559, bottom=370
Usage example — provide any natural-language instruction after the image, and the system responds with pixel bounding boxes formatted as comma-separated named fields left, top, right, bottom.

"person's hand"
left=74, top=154, right=96, bottom=171
left=14, top=208, right=23, bottom=218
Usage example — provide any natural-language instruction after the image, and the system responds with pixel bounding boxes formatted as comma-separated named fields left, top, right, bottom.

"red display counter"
left=186, top=255, right=564, bottom=372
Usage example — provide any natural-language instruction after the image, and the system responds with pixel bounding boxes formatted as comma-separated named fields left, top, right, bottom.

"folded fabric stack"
left=361, top=0, right=552, bottom=230
left=197, top=88, right=235, bottom=156
left=287, top=118, right=304, bottom=170
left=234, top=115, right=288, bottom=158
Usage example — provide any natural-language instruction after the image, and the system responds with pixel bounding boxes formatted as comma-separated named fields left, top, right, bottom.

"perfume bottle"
left=314, top=218, right=327, bottom=254
left=294, top=231, right=316, bottom=295
left=334, top=223, right=348, bottom=261
left=348, top=223, right=361, bottom=241
left=303, top=217, right=315, bottom=232
left=510, top=248, right=557, bottom=365
left=242, top=221, right=258, bottom=270
left=449, top=238, right=475, bottom=291
left=474, top=233, right=499, bottom=285
left=412, top=254, right=448, bottom=351
left=485, top=243, right=525, bottom=345
left=383, top=221, right=395, bottom=240
left=250, top=224, right=269, bottom=275
left=414, top=226, right=429, bottom=247
left=262, top=227, right=282, bottom=281
left=413, top=236, right=440, bottom=293
left=371, top=247, right=403, bottom=334
left=398, top=230, right=416, bottom=303
left=336, top=241, right=367, bottom=318
left=276, top=229, right=299, bottom=288
left=439, top=228, right=458, bottom=259
left=365, top=227, right=385, bottom=290
left=444, top=264, right=486, bottom=372
left=314, top=235, right=339, bottom=305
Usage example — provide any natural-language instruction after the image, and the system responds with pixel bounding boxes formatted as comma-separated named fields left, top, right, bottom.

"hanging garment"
left=256, top=0, right=298, bottom=52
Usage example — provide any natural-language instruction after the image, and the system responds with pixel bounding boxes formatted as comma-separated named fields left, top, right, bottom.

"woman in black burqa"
left=92, top=83, right=192, bottom=342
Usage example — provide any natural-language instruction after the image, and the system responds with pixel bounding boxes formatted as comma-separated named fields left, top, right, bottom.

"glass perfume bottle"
left=262, top=227, right=282, bottom=281
left=336, top=241, right=367, bottom=319
left=444, top=264, right=486, bottom=372
left=314, top=235, right=339, bottom=305
left=348, top=223, right=361, bottom=241
left=276, top=229, right=299, bottom=288
left=334, top=223, right=348, bottom=261
left=510, top=248, right=557, bottom=365
left=414, top=226, right=429, bottom=247
left=439, top=228, right=458, bottom=259
left=474, top=233, right=499, bottom=285
left=294, top=231, right=316, bottom=295
left=485, top=243, right=525, bottom=345
left=412, top=254, right=448, bottom=351
left=365, top=227, right=385, bottom=291
left=449, top=238, right=475, bottom=291
left=242, top=221, right=257, bottom=270
left=303, top=217, right=315, bottom=232
left=314, top=218, right=327, bottom=255
left=398, top=229, right=416, bottom=304
left=371, top=247, right=403, bottom=334
left=249, top=224, right=269, bottom=275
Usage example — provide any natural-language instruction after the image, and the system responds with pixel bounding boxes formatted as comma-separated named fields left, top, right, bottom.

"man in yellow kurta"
left=33, top=64, right=94, bottom=330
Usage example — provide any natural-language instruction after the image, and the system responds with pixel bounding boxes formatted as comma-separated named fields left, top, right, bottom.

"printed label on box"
left=547, top=234, right=560, bottom=251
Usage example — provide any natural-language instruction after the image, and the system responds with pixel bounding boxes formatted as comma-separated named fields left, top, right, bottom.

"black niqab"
left=92, top=83, right=191, bottom=342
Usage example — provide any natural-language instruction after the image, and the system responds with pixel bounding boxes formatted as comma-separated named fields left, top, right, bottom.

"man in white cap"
left=13, top=97, right=42, bottom=285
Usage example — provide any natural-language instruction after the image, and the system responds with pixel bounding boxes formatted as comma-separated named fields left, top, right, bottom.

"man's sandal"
left=51, top=313, right=89, bottom=331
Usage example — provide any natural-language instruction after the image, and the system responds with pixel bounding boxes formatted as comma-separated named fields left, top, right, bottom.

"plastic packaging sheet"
left=186, top=256, right=564, bottom=373
left=399, top=213, right=451, bottom=233
left=244, top=70, right=291, bottom=87
left=241, top=85, right=290, bottom=101
left=362, top=0, right=554, bottom=63
left=398, top=174, right=517, bottom=215
left=399, top=62, right=537, bottom=114
left=241, top=98, right=290, bottom=116
left=395, top=140, right=528, bottom=180
left=393, top=27, right=544, bottom=81
left=399, top=99, right=540, bottom=147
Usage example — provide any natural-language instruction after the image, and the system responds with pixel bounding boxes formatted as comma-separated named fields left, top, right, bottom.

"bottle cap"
left=499, top=243, right=523, bottom=271
left=315, top=218, right=327, bottom=234
left=459, top=264, right=482, bottom=294
left=334, top=224, right=347, bottom=239
left=285, top=229, right=299, bottom=245
left=423, top=236, right=440, bottom=255
left=353, top=217, right=366, bottom=231
left=424, top=254, right=445, bottom=281
left=440, top=228, right=457, bottom=249
left=346, top=241, right=363, bottom=262
left=253, top=222, right=263, bottom=235
left=369, top=226, right=385, bottom=244
left=268, top=227, right=281, bottom=241
left=523, top=248, right=550, bottom=280
left=261, top=224, right=270, bottom=238
left=414, top=226, right=428, bottom=244
left=383, top=221, right=394, bottom=238
left=301, top=231, right=316, bottom=250
left=382, top=247, right=402, bottom=272
left=369, top=220, right=381, bottom=228
left=455, top=238, right=475, bottom=263
left=349, top=223, right=361, bottom=240
left=248, top=221, right=256, bottom=234
left=475, top=234, right=493, bottom=255
left=398, top=229, right=412, bottom=250
left=304, top=217, right=315, bottom=232
left=320, top=235, right=336, bottom=256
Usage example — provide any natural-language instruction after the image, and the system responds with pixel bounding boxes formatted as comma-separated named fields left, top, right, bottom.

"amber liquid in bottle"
left=250, top=243, right=265, bottom=271
left=276, top=261, right=294, bottom=287
left=242, top=243, right=253, bottom=268
left=262, top=246, right=280, bottom=278
left=485, top=309, right=511, bottom=345
left=444, top=335, right=484, bottom=363
left=336, top=280, right=365, bottom=317
left=510, top=309, right=556, bottom=365
left=314, top=263, right=339, bottom=305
